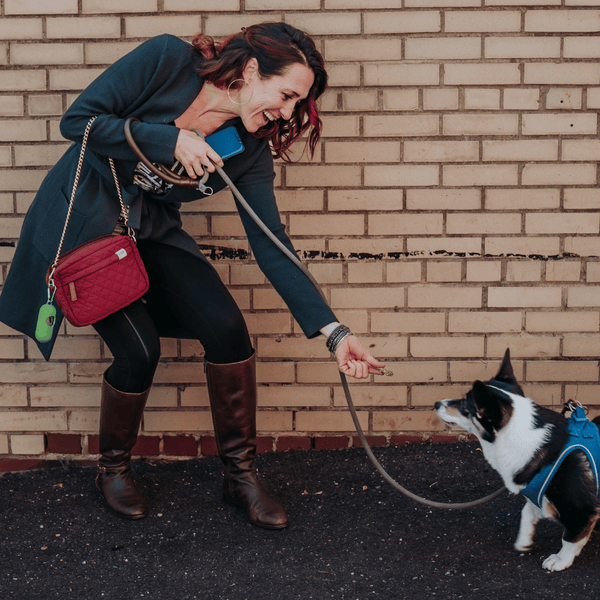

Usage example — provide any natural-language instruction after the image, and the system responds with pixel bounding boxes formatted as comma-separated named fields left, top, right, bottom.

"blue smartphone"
left=205, top=126, right=244, bottom=161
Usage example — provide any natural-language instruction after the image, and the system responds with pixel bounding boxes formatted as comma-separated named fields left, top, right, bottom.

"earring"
left=227, top=79, right=253, bottom=105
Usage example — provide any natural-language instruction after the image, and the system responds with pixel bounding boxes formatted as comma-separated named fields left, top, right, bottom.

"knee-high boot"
left=205, top=352, right=288, bottom=530
left=95, top=372, right=150, bottom=520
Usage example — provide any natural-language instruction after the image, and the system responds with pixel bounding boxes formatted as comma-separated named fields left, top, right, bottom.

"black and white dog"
left=435, top=349, right=600, bottom=571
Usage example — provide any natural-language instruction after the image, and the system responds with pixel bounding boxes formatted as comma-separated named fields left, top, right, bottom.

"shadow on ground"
left=1, top=442, right=599, bottom=599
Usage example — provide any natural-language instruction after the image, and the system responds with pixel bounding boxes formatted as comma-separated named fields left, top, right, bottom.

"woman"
left=0, top=23, right=384, bottom=529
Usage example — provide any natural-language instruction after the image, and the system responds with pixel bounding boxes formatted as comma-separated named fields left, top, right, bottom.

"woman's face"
left=238, top=59, right=315, bottom=132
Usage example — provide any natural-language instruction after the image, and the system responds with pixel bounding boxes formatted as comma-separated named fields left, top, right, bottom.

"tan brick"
left=588, top=87, right=600, bottom=108
left=386, top=262, right=422, bottom=283
left=5, top=0, right=77, bottom=14
left=326, top=64, right=361, bottom=87
left=488, top=238, right=558, bottom=259
left=407, top=188, right=481, bottom=211
left=527, top=213, right=598, bottom=235
left=307, top=262, right=343, bottom=284
left=587, top=262, right=600, bottom=282
left=546, top=88, right=582, bottom=110
left=325, top=141, right=400, bottom=163
left=246, top=314, right=293, bottom=336
left=321, top=115, right=360, bottom=137
left=447, top=213, right=521, bottom=235
left=15, top=144, right=69, bottom=167
left=11, top=43, right=83, bottom=65
left=383, top=89, right=419, bottom=111
left=333, top=385, right=407, bottom=408
left=0, top=435, right=8, bottom=454
left=504, top=88, right=540, bottom=110
left=290, top=214, right=364, bottom=236
left=486, top=188, right=560, bottom=211
left=525, top=63, right=600, bottom=85
left=84, top=0, right=159, bottom=12
left=252, top=289, right=288, bottom=311
left=564, top=336, right=600, bottom=357
left=450, top=359, right=522, bottom=384
left=523, top=113, right=596, bottom=136
left=85, top=41, right=141, bottom=65
left=443, top=165, right=518, bottom=187
left=406, top=37, right=481, bottom=60
left=408, top=286, right=481, bottom=308
left=364, top=11, right=440, bottom=34
left=365, top=165, right=439, bottom=188
left=485, top=37, right=560, bottom=59
left=325, top=38, right=402, bottom=62
left=326, top=0, right=401, bottom=7
left=449, top=311, right=521, bottom=333
left=259, top=386, right=330, bottom=408
left=427, top=261, right=461, bottom=282
left=296, top=363, right=354, bottom=386
left=504, top=258, right=543, bottom=280
left=47, top=17, right=121, bottom=39
left=347, top=262, right=383, bottom=284
left=483, top=140, right=558, bottom=162
left=527, top=312, right=598, bottom=333
left=525, top=10, right=600, bottom=33
left=466, top=261, right=502, bottom=282
left=331, top=286, right=403, bottom=309
left=296, top=410, right=368, bottom=433
left=407, top=237, right=482, bottom=257
left=412, top=385, right=468, bottom=407
left=0, top=18, right=43, bottom=40
left=371, top=312, right=445, bottom=334
left=373, top=410, right=445, bottom=433
left=566, top=237, right=600, bottom=257
left=445, top=10, right=521, bottom=33
left=229, top=263, right=265, bottom=285
left=444, top=63, right=520, bottom=85
left=565, top=384, right=600, bottom=407
left=328, top=189, right=402, bottom=212
left=0, top=70, right=45, bottom=91
left=523, top=164, right=596, bottom=186
left=364, top=115, right=439, bottom=137
left=0, top=96, right=24, bottom=116
left=355, top=336, right=408, bottom=359
left=568, top=286, right=600, bottom=308
left=247, top=0, right=318, bottom=8
left=443, top=114, right=518, bottom=136
left=164, top=0, right=238, bottom=9
left=0, top=363, right=66, bottom=384
left=411, top=337, right=484, bottom=358
left=343, top=90, right=378, bottom=112
left=50, top=68, right=106, bottom=91
left=125, top=15, right=202, bottom=38
left=0, top=410, right=68, bottom=431
left=364, top=63, right=439, bottom=87
left=404, top=141, right=478, bottom=163
left=257, top=411, right=293, bottom=433
left=526, top=361, right=598, bottom=383
left=28, top=95, right=63, bottom=116
left=368, top=213, right=443, bottom=236
left=0, top=386, right=27, bottom=407
left=563, top=140, right=600, bottom=161
left=488, top=287, right=562, bottom=308
left=0, top=147, right=11, bottom=167
left=275, top=189, right=324, bottom=213
left=285, top=12, right=361, bottom=36
left=423, top=88, right=459, bottom=110
left=465, top=88, right=500, bottom=110
left=329, top=238, right=405, bottom=257
left=11, top=434, right=45, bottom=455
left=286, top=165, right=361, bottom=187
left=257, top=338, right=329, bottom=360
left=545, top=261, right=581, bottom=282
left=0, top=338, right=24, bottom=359
left=144, top=410, right=212, bottom=433
left=487, top=337, right=560, bottom=359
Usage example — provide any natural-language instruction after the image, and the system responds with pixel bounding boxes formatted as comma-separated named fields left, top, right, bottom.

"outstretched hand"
left=334, top=336, right=386, bottom=380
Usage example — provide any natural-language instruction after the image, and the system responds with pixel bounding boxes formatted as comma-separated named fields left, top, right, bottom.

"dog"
left=434, top=349, right=600, bottom=571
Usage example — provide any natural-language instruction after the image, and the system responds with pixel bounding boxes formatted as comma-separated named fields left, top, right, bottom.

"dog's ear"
left=493, top=348, right=524, bottom=396
left=471, top=380, right=495, bottom=417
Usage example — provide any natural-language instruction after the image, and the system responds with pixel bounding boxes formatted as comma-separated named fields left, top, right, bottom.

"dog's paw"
left=542, top=553, right=574, bottom=572
left=514, top=541, right=534, bottom=553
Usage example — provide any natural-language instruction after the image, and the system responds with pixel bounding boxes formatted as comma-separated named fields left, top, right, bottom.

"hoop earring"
left=227, top=79, right=253, bottom=105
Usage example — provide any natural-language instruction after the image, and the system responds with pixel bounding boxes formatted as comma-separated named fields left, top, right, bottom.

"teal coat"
left=0, top=35, right=336, bottom=360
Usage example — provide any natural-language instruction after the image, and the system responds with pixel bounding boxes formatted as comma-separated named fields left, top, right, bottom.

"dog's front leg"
left=542, top=537, right=589, bottom=572
left=514, top=500, right=541, bottom=552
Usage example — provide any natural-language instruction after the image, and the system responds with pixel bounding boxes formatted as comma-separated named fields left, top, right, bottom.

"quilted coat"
left=0, top=35, right=336, bottom=360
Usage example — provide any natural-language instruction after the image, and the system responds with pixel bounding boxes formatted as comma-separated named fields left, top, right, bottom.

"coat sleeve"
left=233, top=144, right=337, bottom=339
left=60, top=34, right=187, bottom=166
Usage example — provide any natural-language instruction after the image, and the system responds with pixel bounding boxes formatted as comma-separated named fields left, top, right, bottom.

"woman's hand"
left=174, top=129, right=223, bottom=178
left=335, top=335, right=386, bottom=380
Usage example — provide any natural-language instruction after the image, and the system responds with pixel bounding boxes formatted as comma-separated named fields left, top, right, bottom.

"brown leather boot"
left=95, top=372, right=150, bottom=520
left=205, top=352, right=288, bottom=530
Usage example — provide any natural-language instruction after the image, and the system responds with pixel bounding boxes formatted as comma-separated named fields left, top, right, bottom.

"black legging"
left=93, top=240, right=253, bottom=393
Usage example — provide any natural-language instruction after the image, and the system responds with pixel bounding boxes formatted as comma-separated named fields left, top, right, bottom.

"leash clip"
left=563, top=399, right=587, bottom=415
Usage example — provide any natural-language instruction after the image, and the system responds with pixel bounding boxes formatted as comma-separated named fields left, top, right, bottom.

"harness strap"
left=521, top=407, right=600, bottom=508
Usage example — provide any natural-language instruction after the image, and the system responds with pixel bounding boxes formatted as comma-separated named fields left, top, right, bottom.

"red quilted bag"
left=46, top=117, right=149, bottom=328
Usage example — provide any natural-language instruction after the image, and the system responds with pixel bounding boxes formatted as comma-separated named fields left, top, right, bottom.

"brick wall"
left=1, top=1, right=600, bottom=467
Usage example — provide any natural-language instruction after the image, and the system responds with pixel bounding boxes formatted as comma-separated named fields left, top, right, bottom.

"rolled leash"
left=124, top=120, right=507, bottom=509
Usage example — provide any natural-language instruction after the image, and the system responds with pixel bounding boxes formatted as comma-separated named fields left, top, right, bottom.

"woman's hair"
left=192, top=22, right=327, bottom=161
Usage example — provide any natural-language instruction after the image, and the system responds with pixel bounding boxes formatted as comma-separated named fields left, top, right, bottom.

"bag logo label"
left=116, top=248, right=128, bottom=260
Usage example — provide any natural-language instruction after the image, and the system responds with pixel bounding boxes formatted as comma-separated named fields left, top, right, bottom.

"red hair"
left=192, top=23, right=327, bottom=161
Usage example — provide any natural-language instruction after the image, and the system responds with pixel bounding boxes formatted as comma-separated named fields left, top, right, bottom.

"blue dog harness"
left=521, top=406, right=600, bottom=508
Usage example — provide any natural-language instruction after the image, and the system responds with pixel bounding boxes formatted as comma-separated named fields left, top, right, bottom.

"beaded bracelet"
left=326, top=324, right=352, bottom=354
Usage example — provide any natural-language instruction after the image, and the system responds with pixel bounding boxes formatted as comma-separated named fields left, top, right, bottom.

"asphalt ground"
left=1, top=441, right=599, bottom=599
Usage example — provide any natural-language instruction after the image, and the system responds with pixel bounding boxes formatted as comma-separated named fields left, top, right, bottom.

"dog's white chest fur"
left=480, top=390, right=550, bottom=494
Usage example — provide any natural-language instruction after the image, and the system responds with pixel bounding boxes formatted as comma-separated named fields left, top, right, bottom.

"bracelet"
left=326, top=324, right=352, bottom=354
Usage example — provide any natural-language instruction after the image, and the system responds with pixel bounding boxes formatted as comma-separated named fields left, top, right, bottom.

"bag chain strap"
left=47, top=116, right=134, bottom=293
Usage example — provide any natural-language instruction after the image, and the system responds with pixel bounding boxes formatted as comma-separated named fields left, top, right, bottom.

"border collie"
left=435, top=349, right=600, bottom=571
